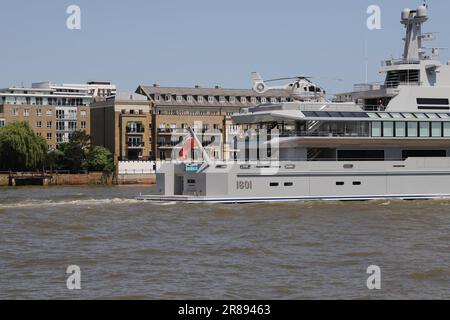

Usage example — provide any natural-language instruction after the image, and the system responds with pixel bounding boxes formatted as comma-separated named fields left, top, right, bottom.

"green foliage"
left=84, top=146, right=115, bottom=173
left=44, top=149, right=66, bottom=171
left=0, top=126, right=114, bottom=173
left=55, top=130, right=91, bottom=172
left=0, top=121, right=47, bottom=171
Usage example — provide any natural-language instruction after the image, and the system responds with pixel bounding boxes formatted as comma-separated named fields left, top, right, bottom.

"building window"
left=219, top=96, right=226, bottom=103
left=208, top=96, right=214, bottom=103
left=165, top=95, right=172, bottom=102
left=68, top=121, right=77, bottom=131
left=47, top=133, right=52, bottom=140
left=176, top=96, right=182, bottom=103
left=187, top=96, right=193, bottom=103
left=81, top=121, right=86, bottom=129
left=46, top=109, right=52, bottom=117
left=226, top=112, right=234, bottom=116
left=251, top=97, right=257, bottom=104
left=281, top=97, right=287, bottom=102
left=36, top=109, right=42, bottom=116
left=271, top=98, right=278, bottom=103
left=0, top=119, right=5, bottom=127
left=155, top=95, right=161, bottom=102
left=241, top=97, right=247, bottom=104
left=57, top=133, right=64, bottom=144
left=47, top=121, right=52, bottom=128
left=36, top=121, right=42, bottom=128
left=80, top=110, right=87, bottom=118
left=12, top=108, right=19, bottom=116
left=56, top=110, right=65, bottom=119
left=198, top=96, right=204, bottom=103
left=261, top=97, right=267, bottom=103
left=230, top=96, right=236, bottom=103
left=24, top=108, right=30, bottom=116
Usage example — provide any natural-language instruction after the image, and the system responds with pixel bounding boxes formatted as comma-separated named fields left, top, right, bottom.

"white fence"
left=118, top=161, right=157, bottom=175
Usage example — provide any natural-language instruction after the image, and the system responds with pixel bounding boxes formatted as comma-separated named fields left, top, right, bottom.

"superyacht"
left=139, top=4, right=450, bottom=203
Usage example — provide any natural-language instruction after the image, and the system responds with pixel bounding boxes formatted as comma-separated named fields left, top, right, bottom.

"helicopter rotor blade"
left=265, top=76, right=312, bottom=83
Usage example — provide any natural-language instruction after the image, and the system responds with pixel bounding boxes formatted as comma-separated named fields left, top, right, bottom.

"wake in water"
left=0, top=198, right=141, bottom=209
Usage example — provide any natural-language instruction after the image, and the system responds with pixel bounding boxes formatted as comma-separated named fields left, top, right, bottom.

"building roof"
left=137, top=85, right=289, bottom=98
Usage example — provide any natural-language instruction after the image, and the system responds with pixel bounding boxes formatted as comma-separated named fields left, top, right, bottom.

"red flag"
left=178, top=135, right=196, bottom=161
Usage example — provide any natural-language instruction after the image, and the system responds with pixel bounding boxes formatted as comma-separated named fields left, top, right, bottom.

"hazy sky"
left=1, top=0, right=449, bottom=95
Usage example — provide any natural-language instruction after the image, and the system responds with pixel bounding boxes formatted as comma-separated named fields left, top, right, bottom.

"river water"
left=0, top=185, right=449, bottom=299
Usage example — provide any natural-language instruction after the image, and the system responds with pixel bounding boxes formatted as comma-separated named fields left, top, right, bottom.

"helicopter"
left=251, top=72, right=339, bottom=102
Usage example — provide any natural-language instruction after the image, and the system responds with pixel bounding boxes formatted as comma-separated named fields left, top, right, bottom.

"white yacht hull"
left=137, top=158, right=450, bottom=204
left=136, top=193, right=450, bottom=204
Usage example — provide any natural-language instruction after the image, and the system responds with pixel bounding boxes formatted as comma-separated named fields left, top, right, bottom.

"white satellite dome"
left=417, top=5, right=428, bottom=18
left=402, top=8, right=411, bottom=21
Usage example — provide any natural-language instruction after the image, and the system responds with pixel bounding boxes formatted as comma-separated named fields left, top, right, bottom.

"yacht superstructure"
left=139, top=4, right=450, bottom=203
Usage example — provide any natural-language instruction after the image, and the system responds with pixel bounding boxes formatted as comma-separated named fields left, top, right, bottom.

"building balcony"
left=127, top=142, right=145, bottom=148
left=157, top=128, right=222, bottom=135
left=126, top=127, right=145, bottom=134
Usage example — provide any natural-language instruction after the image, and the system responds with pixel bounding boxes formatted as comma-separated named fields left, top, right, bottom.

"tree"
left=57, top=131, right=91, bottom=172
left=69, top=130, right=91, bottom=151
left=0, top=121, right=47, bottom=171
left=44, top=149, right=66, bottom=171
left=84, top=146, right=114, bottom=172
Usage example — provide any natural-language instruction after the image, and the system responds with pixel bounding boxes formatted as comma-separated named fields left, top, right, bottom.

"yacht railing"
left=353, top=81, right=420, bottom=92
left=280, top=131, right=370, bottom=137
left=382, top=59, right=420, bottom=66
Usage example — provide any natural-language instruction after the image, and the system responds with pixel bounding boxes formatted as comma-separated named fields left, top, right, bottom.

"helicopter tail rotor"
left=252, top=72, right=268, bottom=94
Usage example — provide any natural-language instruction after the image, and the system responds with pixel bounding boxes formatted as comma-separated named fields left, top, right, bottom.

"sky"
left=1, top=0, right=449, bottom=96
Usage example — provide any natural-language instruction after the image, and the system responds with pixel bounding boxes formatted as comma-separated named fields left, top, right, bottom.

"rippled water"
left=0, top=186, right=449, bottom=299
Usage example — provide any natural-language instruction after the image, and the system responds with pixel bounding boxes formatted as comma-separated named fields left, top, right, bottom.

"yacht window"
left=402, top=113, right=416, bottom=119
left=426, top=113, right=439, bottom=119
left=383, top=122, right=394, bottom=137
left=327, top=112, right=343, bottom=117
left=419, top=122, right=430, bottom=137
left=368, top=113, right=380, bottom=119
left=284, top=182, right=294, bottom=187
left=444, top=123, right=450, bottom=137
left=353, top=181, right=362, bottom=186
left=390, top=113, right=404, bottom=119
left=285, top=164, right=296, bottom=169
left=407, top=122, right=418, bottom=137
left=270, top=182, right=279, bottom=187
left=351, top=112, right=370, bottom=118
left=187, top=179, right=196, bottom=184
left=414, top=113, right=428, bottom=119
left=377, top=113, right=392, bottom=119
left=372, top=122, right=382, bottom=137
left=336, top=182, right=345, bottom=186
left=431, top=122, right=442, bottom=137
left=438, top=113, right=450, bottom=119
left=395, top=122, right=406, bottom=137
